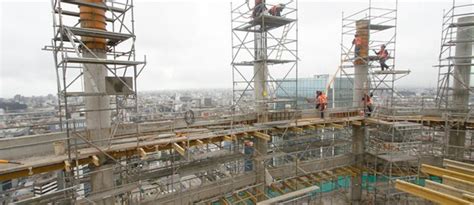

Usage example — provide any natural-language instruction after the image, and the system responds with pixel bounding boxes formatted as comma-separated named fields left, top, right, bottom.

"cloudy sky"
left=0, top=0, right=467, bottom=98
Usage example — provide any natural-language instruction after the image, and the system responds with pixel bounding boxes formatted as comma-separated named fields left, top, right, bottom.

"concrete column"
left=452, top=16, right=473, bottom=111
left=254, top=29, right=268, bottom=201
left=351, top=125, right=364, bottom=204
left=83, top=50, right=111, bottom=145
left=254, top=32, right=269, bottom=120
left=449, top=16, right=473, bottom=159
left=83, top=50, right=114, bottom=205
left=353, top=20, right=370, bottom=108
left=80, top=1, right=113, bottom=204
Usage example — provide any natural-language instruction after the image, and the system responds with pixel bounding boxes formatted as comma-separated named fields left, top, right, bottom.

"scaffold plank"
left=61, top=0, right=126, bottom=13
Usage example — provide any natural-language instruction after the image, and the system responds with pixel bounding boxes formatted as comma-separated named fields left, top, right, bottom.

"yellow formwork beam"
left=315, top=124, right=325, bottom=129
left=443, top=159, right=474, bottom=170
left=196, top=139, right=205, bottom=146
left=445, top=164, right=474, bottom=176
left=91, top=155, right=100, bottom=166
left=351, top=120, right=362, bottom=126
left=290, top=127, right=304, bottom=133
left=172, top=143, right=186, bottom=157
left=443, top=175, right=474, bottom=193
left=251, top=132, right=271, bottom=141
left=425, top=180, right=474, bottom=202
left=138, top=148, right=147, bottom=160
left=395, top=180, right=472, bottom=205
left=305, top=125, right=316, bottom=130
left=223, top=135, right=233, bottom=142
left=421, top=164, right=474, bottom=183
left=329, top=123, right=344, bottom=129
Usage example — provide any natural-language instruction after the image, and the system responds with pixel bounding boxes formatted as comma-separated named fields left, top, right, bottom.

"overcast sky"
left=0, top=0, right=467, bottom=98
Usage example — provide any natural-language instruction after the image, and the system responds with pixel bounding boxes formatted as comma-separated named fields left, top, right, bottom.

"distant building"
left=203, top=98, right=212, bottom=107
left=276, top=75, right=353, bottom=109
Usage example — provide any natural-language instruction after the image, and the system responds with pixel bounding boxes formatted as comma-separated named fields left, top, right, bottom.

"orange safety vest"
left=270, top=6, right=278, bottom=15
left=318, top=94, right=328, bottom=104
left=354, top=37, right=362, bottom=46
left=378, top=49, right=388, bottom=59
left=364, top=96, right=373, bottom=105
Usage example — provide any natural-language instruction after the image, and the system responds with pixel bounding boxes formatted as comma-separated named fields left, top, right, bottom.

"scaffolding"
left=435, top=1, right=474, bottom=161
left=366, top=121, right=423, bottom=204
left=45, top=0, right=146, bottom=202
left=338, top=0, right=410, bottom=108
left=336, top=1, right=425, bottom=204
left=436, top=1, right=474, bottom=111
left=230, top=0, right=298, bottom=115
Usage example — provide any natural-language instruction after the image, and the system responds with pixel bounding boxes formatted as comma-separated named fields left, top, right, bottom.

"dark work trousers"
left=366, top=105, right=373, bottom=117
left=354, top=46, right=361, bottom=58
left=320, top=104, right=326, bottom=119
left=379, top=58, right=389, bottom=70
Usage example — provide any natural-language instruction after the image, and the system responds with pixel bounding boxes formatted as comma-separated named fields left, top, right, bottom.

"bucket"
left=53, top=141, right=66, bottom=156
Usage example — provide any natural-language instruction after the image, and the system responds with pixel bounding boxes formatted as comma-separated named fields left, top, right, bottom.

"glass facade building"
left=276, top=75, right=353, bottom=109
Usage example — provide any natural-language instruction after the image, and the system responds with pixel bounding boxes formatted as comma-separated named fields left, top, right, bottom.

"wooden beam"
left=290, top=127, right=303, bottom=132
left=252, top=132, right=271, bottom=141
left=271, top=183, right=284, bottom=194
left=257, top=185, right=319, bottom=205
left=329, top=123, right=344, bottom=129
left=282, top=180, right=295, bottom=191
left=443, top=175, right=474, bottom=193
left=445, top=164, right=474, bottom=176
left=245, top=191, right=257, bottom=204
left=443, top=159, right=474, bottom=170
left=138, top=148, right=147, bottom=160
left=296, top=177, right=312, bottom=187
left=91, top=155, right=100, bottom=166
left=315, top=124, right=325, bottom=129
left=305, top=125, right=316, bottom=130
left=421, top=164, right=474, bottom=183
left=351, top=120, right=362, bottom=126
left=196, top=139, right=204, bottom=146
left=64, top=161, right=71, bottom=172
left=395, top=180, right=472, bottom=205
left=172, top=143, right=186, bottom=156
left=425, top=180, right=474, bottom=201
left=224, top=135, right=233, bottom=141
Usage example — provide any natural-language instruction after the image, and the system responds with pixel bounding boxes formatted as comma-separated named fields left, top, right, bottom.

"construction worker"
left=252, top=0, right=267, bottom=18
left=317, top=91, right=328, bottom=119
left=269, top=3, right=285, bottom=16
left=314, top=91, right=321, bottom=109
left=352, top=34, right=362, bottom=58
left=362, top=93, right=373, bottom=117
left=373, top=44, right=390, bottom=71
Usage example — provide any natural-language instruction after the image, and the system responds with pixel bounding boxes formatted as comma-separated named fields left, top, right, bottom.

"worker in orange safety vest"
left=253, top=0, right=267, bottom=18
left=269, top=4, right=285, bottom=16
left=352, top=34, right=362, bottom=58
left=362, top=92, right=374, bottom=117
left=373, top=44, right=390, bottom=71
left=316, top=91, right=328, bottom=119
